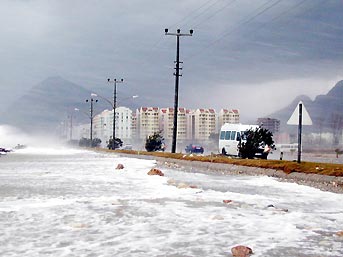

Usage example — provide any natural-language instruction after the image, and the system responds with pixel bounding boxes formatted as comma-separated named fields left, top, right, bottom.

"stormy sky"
left=1, top=0, right=342, bottom=121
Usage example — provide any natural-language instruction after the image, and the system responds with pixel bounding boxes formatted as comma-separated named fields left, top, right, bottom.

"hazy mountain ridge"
left=1, top=77, right=342, bottom=134
left=0, top=77, right=107, bottom=132
left=269, top=80, right=343, bottom=133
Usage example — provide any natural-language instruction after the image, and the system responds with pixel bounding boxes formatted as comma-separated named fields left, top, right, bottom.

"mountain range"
left=268, top=80, right=343, bottom=133
left=1, top=77, right=342, bottom=134
left=0, top=77, right=141, bottom=132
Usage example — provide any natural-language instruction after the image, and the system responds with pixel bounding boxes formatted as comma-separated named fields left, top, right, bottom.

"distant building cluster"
left=73, top=107, right=240, bottom=146
left=257, top=117, right=280, bottom=134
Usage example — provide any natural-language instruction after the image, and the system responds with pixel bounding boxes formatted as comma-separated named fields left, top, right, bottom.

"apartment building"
left=92, top=107, right=133, bottom=145
left=75, top=106, right=240, bottom=145
left=137, top=107, right=160, bottom=139
left=159, top=108, right=187, bottom=141
left=257, top=117, right=280, bottom=134
left=218, top=109, right=240, bottom=130
left=187, top=108, right=216, bottom=141
left=131, top=112, right=137, bottom=140
left=93, top=109, right=111, bottom=144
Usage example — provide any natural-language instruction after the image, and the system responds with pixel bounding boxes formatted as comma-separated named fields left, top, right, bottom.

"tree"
left=79, top=137, right=102, bottom=148
left=107, top=137, right=123, bottom=150
left=238, top=127, right=275, bottom=159
left=91, top=138, right=102, bottom=147
left=145, top=130, right=165, bottom=152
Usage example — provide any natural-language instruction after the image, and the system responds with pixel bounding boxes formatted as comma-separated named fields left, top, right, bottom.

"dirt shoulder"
left=108, top=150, right=343, bottom=194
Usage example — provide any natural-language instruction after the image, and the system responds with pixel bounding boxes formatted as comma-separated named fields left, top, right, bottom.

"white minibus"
left=219, top=123, right=259, bottom=156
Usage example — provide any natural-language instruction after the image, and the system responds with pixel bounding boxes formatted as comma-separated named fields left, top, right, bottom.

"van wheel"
left=221, top=148, right=227, bottom=156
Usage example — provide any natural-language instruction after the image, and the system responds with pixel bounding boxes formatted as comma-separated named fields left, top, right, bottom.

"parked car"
left=185, top=144, right=204, bottom=154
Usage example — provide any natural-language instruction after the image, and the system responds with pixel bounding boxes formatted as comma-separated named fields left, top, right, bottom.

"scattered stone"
left=167, top=178, right=177, bottom=185
left=177, top=182, right=189, bottom=189
left=189, top=185, right=198, bottom=189
left=147, top=168, right=164, bottom=176
left=223, top=200, right=233, bottom=204
left=116, top=164, right=124, bottom=169
left=231, top=245, right=253, bottom=257
left=70, top=223, right=88, bottom=229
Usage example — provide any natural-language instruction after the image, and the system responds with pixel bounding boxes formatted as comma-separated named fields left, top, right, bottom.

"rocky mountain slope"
left=268, top=80, right=343, bottom=133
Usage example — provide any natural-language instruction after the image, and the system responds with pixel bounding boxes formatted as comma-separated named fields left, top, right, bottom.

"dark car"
left=185, top=144, right=204, bottom=154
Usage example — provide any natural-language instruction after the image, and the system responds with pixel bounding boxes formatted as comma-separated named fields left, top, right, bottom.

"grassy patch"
left=97, top=148, right=343, bottom=177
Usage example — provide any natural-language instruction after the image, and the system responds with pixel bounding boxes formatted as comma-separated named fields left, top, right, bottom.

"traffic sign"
left=287, top=101, right=313, bottom=125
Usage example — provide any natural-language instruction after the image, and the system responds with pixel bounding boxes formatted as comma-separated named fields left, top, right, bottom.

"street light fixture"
left=107, top=78, right=124, bottom=150
left=85, top=96, right=98, bottom=147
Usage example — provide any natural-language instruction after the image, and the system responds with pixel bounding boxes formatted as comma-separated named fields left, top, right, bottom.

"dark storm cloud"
left=0, top=0, right=342, bottom=120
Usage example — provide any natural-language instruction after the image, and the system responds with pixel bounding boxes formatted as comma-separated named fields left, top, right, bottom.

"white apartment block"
left=93, top=107, right=133, bottom=146
left=218, top=109, right=240, bottom=130
left=115, top=106, right=133, bottom=141
left=137, top=107, right=160, bottom=139
left=73, top=123, right=90, bottom=140
left=187, top=108, right=216, bottom=141
left=159, top=108, right=187, bottom=141
left=75, top=106, right=240, bottom=146
left=93, top=109, right=110, bottom=145
left=131, top=112, right=137, bottom=140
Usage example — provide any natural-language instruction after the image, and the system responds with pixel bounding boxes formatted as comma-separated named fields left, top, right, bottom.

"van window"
left=220, top=131, right=225, bottom=140
left=236, top=132, right=241, bottom=141
left=225, top=131, right=231, bottom=140
left=230, top=131, right=236, bottom=140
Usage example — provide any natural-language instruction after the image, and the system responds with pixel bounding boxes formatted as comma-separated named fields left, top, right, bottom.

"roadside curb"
left=116, top=152, right=343, bottom=194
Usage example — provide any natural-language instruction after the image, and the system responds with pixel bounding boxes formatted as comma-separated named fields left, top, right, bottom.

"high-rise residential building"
left=159, top=107, right=187, bottom=141
left=187, top=108, right=216, bottom=141
left=75, top=106, right=241, bottom=147
left=73, top=123, right=90, bottom=141
left=93, top=107, right=133, bottom=146
left=137, top=107, right=160, bottom=139
left=218, top=109, right=240, bottom=130
left=131, top=112, right=137, bottom=140
left=115, top=106, right=133, bottom=141
left=93, top=109, right=111, bottom=145
left=257, top=117, right=280, bottom=134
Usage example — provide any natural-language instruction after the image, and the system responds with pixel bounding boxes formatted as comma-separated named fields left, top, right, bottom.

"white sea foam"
left=0, top=150, right=342, bottom=257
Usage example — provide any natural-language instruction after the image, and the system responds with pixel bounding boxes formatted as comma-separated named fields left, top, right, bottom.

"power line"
left=191, top=0, right=237, bottom=29
left=185, top=0, right=283, bottom=60
left=168, top=0, right=222, bottom=29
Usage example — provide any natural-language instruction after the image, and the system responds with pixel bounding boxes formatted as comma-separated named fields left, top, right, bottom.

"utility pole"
left=86, top=96, right=98, bottom=147
left=107, top=78, right=124, bottom=150
left=165, top=28, right=193, bottom=153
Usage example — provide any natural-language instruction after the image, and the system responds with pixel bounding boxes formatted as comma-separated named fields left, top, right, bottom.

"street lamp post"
left=91, top=92, right=138, bottom=148
left=107, top=78, right=124, bottom=150
left=85, top=96, right=98, bottom=147
left=165, top=28, right=193, bottom=153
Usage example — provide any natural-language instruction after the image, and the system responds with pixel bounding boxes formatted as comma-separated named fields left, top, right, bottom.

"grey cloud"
left=1, top=0, right=342, bottom=121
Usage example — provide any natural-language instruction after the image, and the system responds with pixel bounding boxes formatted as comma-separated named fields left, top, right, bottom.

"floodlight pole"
left=165, top=28, right=193, bottom=153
